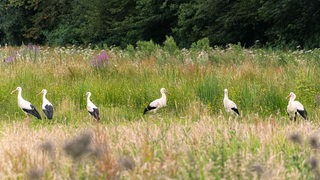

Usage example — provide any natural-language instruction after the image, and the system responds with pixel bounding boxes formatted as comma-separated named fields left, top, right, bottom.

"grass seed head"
left=39, top=140, right=55, bottom=158
left=63, top=131, right=93, bottom=160
left=309, top=156, right=319, bottom=170
left=250, top=163, right=264, bottom=175
left=288, top=132, right=302, bottom=145
left=27, top=167, right=44, bottom=180
left=119, top=156, right=135, bottom=171
left=309, top=136, right=319, bottom=149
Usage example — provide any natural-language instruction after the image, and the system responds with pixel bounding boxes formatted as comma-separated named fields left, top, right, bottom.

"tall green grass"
left=1, top=43, right=320, bottom=123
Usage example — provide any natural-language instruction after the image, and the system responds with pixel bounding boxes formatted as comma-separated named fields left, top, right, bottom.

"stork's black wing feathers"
left=89, top=108, right=100, bottom=121
left=143, top=105, right=156, bottom=115
left=23, top=105, right=41, bottom=119
left=297, top=109, right=308, bottom=120
left=43, top=104, right=54, bottom=119
left=231, top=107, right=240, bottom=115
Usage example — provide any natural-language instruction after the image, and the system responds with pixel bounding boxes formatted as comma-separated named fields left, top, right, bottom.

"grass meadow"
left=1, top=39, right=320, bottom=179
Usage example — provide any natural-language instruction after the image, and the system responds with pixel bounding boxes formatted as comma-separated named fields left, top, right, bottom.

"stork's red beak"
left=10, top=89, right=17, bottom=94
left=286, top=94, right=290, bottom=100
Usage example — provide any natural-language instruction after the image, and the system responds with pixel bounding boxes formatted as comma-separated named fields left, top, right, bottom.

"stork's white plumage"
left=11, top=86, right=41, bottom=120
left=287, top=92, right=308, bottom=121
left=39, top=89, right=53, bottom=119
left=86, top=92, right=100, bottom=121
left=143, top=88, right=167, bottom=114
left=223, top=89, right=240, bottom=115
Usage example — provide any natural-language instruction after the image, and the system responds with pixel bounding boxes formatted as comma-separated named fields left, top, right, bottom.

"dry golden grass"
left=0, top=114, right=317, bottom=179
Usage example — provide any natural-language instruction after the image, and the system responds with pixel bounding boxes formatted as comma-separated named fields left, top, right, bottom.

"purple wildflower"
left=24, top=44, right=39, bottom=62
left=5, top=51, right=17, bottom=63
left=91, top=50, right=109, bottom=68
left=5, top=56, right=14, bottom=63
left=27, top=43, right=33, bottom=50
left=33, top=45, right=39, bottom=54
left=26, top=44, right=39, bottom=54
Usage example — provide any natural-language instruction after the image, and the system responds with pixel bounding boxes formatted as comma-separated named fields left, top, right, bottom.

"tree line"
left=1, top=0, right=320, bottom=49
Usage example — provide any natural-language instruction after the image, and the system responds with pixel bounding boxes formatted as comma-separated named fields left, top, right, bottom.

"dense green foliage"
left=1, top=0, right=320, bottom=48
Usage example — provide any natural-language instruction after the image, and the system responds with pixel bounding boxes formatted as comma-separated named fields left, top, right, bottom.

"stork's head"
left=38, top=89, right=47, bottom=95
left=287, top=92, right=296, bottom=100
left=224, top=88, right=228, bottom=94
left=11, top=86, right=22, bottom=94
left=160, top=88, right=167, bottom=94
left=86, top=92, right=91, bottom=96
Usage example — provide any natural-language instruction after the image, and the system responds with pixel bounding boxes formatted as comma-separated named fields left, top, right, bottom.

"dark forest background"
left=1, top=0, right=320, bottom=49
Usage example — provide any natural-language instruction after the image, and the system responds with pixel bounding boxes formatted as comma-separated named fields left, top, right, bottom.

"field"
left=1, top=40, right=320, bottom=179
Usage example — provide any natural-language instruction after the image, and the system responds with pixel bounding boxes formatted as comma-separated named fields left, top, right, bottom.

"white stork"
left=143, top=88, right=167, bottom=114
left=86, top=92, right=100, bottom=121
left=223, top=89, right=240, bottom=115
left=38, top=89, right=54, bottom=119
left=287, top=92, right=308, bottom=121
left=11, top=86, right=41, bottom=120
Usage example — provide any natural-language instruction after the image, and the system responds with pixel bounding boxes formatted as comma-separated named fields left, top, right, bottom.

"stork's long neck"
left=289, top=96, right=295, bottom=104
left=42, top=92, right=47, bottom=103
left=161, top=92, right=166, bottom=101
left=224, top=92, right=228, bottom=101
left=87, top=94, right=91, bottom=104
left=17, top=90, right=23, bottom=101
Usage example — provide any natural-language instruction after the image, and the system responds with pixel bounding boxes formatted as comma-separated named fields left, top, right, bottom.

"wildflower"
left=33, top=45, right=39, bottom=54
left=5, top=55, right=14, bottom=63
left=25, top=44, right=39, bottom=54
left=91, top=50, right=108, bottom=68
left=5, top=51, right=17, bottom=63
